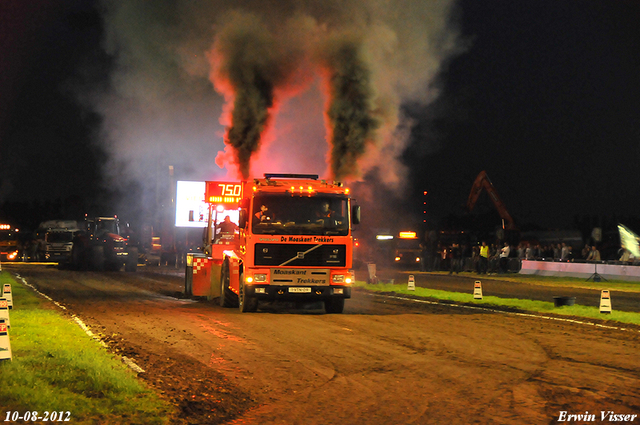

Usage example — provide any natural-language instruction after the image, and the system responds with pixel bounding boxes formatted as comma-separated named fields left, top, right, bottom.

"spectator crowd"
left=418, top=240, right=637, bottom=274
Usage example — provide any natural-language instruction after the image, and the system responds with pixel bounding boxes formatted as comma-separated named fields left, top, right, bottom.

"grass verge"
left=356, top=280, right=640, bottom=327
left=393, top=270, right=640, bottom=293
left=470, top=272, right=640, bottom=293
left=0, top=271, right=174, bottom=425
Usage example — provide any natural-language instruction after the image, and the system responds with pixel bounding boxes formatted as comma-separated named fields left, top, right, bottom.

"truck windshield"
left=46, top=231, right=74, bottom=243
left=96, top=219, right=118, bottom=234
left=252, top=194, right=349, bottom=236
left=397, top=239, right=421, bottom=250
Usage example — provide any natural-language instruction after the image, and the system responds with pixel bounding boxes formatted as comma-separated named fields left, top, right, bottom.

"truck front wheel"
left=324, top=297, right=345, bottom=314
left=238, top=272, right=258, bottom=313
left=71, top=246, right=84, bottom=270
left=219, top=260, right=238, bottom=308
left=91, top=246, right=105, bottom=271
left=125, top=248, right=138, bottom=272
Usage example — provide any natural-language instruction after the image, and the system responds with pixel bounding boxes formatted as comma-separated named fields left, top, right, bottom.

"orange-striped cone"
left=473, top=281, right=483, bottom=300
left=408, top=275, right=415, bottom=291
left=0, top=299, right=9, bottom=328
left=0, top=319, right=11, bottom=361
left=2, top=283, right=13, bottom=309
left=600, top=290, right=612, bottom=314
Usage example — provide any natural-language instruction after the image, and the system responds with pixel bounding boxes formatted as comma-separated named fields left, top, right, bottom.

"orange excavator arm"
left=466, top=171, right=517, bottom=230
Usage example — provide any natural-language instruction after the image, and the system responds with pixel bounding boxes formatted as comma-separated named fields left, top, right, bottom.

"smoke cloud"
left=92, top=0, right=461, bottom=219
left=318, top=32, right=381, bottom=180
left=209, top=11, right=314, bottom=179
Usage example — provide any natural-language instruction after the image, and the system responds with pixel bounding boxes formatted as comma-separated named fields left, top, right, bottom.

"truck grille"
left=255, top=243, right=346, bottom=267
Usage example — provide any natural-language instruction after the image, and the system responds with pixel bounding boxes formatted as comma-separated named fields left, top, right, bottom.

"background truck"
left=0, top=223, right=21, bottom=262
left=393, top=231, right=423, bottom=268
left=36, top=220, right=80, bottom=263
left=69, top=216, right=138, bottom=272
left=192, top=174, right=360, bottom=313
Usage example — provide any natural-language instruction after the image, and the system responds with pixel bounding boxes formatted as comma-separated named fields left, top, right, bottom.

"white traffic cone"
left=600, top=290, right=612, bottom=314
left=0, top=318, right=11, bottom=361
left=2, top=283, right=13, bottom=309
left=408, top=275, right=415, bottom=291
left=0, top=298, right=9, bottom=328
left=473, top=280, right=483, bottom=299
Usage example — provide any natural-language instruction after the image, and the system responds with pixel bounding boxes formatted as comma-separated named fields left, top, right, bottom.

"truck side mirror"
left=238, top=209, right=247, bottom=229
left=351, top=205, right=361, bottom=225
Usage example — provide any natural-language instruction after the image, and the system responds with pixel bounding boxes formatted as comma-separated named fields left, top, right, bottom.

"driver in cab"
left=253, top=204, right=271, bottom=225
left=316, top=201, right=334, bottom=219
left=316, top=201, right=342, bottom=224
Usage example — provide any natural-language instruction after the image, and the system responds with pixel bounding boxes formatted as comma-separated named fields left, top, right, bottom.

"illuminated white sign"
left=175, top=181, right=240, bottom=228
left=175, top=181, right=209, bottom=228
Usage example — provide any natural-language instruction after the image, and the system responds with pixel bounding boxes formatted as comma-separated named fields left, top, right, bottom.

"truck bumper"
left=0, top=251, right=20, bottom=261
left=45, top=251, right=72, bottom=262
left=247, top=285, right=351, bottom=301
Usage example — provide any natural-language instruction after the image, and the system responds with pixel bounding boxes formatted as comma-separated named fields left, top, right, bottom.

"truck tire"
left=70, top=247, right=79, bottom=270
left=91, top=246, right=105, bottom=271
left=324, top=297, right=345, bottom=314
left=125, top=248, right=138, bottom=272
left=219, top=260, right=238, bottom=308
left=238, top=272, right=258, bottom=313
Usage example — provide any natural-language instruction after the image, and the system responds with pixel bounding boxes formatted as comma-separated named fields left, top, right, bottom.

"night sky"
left=1, top=0, right=640, bottom=233
left=405, top=0, right=640, bottom=230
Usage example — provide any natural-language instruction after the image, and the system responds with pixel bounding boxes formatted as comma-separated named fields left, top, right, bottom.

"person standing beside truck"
left=217, top=216, right=239, bottom=235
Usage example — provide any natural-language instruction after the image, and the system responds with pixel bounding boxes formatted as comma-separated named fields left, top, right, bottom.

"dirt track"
left=6, top=264, right=640, bottom=424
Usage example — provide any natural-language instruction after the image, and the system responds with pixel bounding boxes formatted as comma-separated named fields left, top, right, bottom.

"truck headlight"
left=333, top=275, right=352, bottom=284
left=253, top=273, right=267, bottom=282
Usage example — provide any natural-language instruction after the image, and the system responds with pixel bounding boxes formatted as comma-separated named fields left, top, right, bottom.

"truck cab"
left=0, top=224, right=20, bottom=262
left=393, top=231, right=422, bottom=269
left=70, top=216, right=138, bottom=272
left=198, top=174, right=360, bottom=313
left=44, top=226, right=79, bottom=262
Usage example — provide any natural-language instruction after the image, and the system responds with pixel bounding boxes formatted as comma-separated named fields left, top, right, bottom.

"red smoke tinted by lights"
left=209, top=50, right=235, bottom=127
left=214, top=81, right=330, bottom=180
left=317, top=67, right=341, bottom=179
left=215, top=146, right=241, bottom=179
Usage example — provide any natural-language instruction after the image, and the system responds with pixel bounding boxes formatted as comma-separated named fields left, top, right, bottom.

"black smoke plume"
left=320, top=34, right=381, bottom=180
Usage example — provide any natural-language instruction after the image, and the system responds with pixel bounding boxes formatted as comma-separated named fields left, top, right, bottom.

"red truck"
left=0, top=224, right=20, bottom=262
left=69, top=216, right=138, bottom=272
left=189, top=174, right=360, bottom=313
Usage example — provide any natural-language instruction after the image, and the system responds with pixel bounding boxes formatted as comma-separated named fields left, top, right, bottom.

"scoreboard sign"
left=205, top=181, right=243, bottom=207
